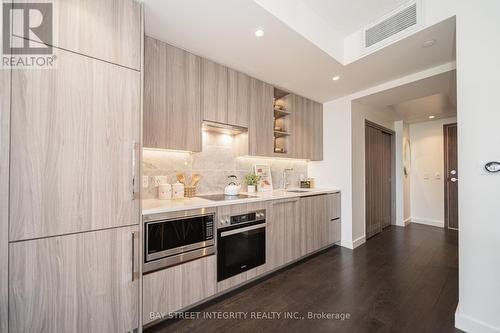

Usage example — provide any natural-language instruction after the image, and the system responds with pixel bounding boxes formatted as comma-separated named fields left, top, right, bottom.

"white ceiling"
left=144, top=0, right=455, bottom=103
left=301, top=0, right=411, bottom=35
left=354, top=70, right=456, bottom=123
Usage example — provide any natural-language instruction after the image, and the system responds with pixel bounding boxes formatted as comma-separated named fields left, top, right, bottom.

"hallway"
left=147, top=224, right=459, bottom=333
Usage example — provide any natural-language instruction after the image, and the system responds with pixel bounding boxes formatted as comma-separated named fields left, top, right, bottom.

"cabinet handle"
left=131, top=231, right=139, bottom=281
left=131, top=142, right=140, bottom=200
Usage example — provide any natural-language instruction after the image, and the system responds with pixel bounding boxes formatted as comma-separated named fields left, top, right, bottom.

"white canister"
left=158, top=184, right=172, bottom=200
left=172, top=182, right=185, bottom=199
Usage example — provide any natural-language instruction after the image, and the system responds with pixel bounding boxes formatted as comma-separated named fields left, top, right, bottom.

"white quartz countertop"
left=142, top=188, right=341, bottom=216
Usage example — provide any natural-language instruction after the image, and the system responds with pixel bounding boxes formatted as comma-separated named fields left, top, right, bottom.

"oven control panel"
left=218, top=209, right=266, bottom=228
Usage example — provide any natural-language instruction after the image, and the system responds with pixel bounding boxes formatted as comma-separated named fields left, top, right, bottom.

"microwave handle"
left=220, top=223, right=266, bottom=237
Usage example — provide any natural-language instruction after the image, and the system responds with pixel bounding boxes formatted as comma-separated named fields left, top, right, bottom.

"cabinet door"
left=300, top=195, right=329, bottom=255
left=312, top=101, right=324, bottom=161
left=9, top=226, right=140, bottom=333
left=227, top=69, right=250, bottom=128
left=12, top=0, right=141, bottom=69
left=144, top=37, right=202, bottom=152
left=248, top=79, right=274, bottom=157
left=291, top=95, right=308, bottom=159
left=326, top=193, right=341, bottom=245
left=268, top=200, right=285, bottom=268
left=10, top=47, right=140, bottom=241
left=281, top=198, right=301, bottom=264
left=201, top=59, right=228, bottom=124
left=143, top=255, right=216, bottom=325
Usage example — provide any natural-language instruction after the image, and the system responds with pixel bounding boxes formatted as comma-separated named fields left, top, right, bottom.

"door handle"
left=131, top=231, right=140, bottom=281
left=450, top=177, right=458, bottom=182
left=450, top=170, right=457, bottom=175
left=131, top=142, right=140, bottom=200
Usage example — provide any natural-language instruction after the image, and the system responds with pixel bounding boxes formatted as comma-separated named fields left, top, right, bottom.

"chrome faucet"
left=283, top=168, right=294, bottom=190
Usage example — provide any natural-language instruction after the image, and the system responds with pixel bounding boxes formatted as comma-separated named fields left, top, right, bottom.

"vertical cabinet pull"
left=131, top=231, right=140, bottom=281
left=131, top=142, right=140, bottom=200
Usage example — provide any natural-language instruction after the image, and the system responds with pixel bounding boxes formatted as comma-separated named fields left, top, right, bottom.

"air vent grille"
left=365, top=3, right=417, bottom=48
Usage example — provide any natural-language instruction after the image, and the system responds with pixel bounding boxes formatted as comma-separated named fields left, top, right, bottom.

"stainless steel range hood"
left=202, top=121, right=248, bottom=135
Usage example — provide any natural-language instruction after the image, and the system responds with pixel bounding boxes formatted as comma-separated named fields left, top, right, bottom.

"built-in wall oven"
left=217, top=209, right=266, bottom=281
left=143, top=208, right=215, bottom=273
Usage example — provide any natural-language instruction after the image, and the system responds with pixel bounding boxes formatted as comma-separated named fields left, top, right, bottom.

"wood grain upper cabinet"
left=201, top=59, right=228, bottom=124
left=291, top=95, right=323, bottom=160
left=227, top=69, right=250, bottom=128
left=12, top=0, right=141, bottom=69
left=248, top=79, right=274, bottom=157
left=291, top=95, right=307, bottom=159
left=144, top=37, right=202, bottom=152
left=9, top=225, right=140, bottom=333
left=9, top=47, right=140, bottom=241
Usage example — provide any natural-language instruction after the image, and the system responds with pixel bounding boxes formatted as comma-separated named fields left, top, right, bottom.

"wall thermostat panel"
left=485, top=161, right=500, bottom=173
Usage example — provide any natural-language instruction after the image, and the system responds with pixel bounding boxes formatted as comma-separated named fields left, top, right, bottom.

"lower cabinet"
left=327, top=192, right=342, bottom=245
left=269, top=198, right=301, bottom=268
left=9, top=225, right=140, bottom=333
left=143, top=255, right=216, bottom=325
left=300, top=193, right=341, bottom=255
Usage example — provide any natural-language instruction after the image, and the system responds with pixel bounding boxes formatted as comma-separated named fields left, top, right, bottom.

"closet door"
left=10, top=47, right=141, bottom=241
left=365, top=123, right=392, bottom=239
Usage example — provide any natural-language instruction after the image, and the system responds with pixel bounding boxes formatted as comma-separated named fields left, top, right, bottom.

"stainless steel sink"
left=286, top=190, right=310, bottom=193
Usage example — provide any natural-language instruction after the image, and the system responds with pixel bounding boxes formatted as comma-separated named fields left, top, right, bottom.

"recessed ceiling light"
left=255, top=29, right=264, bottom=37
left=422, top=39, right=436, bottom=48
left=428, top=115, right=435, bottom=119
left=332, top=76, right=340, bottom=81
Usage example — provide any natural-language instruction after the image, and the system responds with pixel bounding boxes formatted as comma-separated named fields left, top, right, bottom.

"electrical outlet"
left=142, top=176, right=149, bottom=188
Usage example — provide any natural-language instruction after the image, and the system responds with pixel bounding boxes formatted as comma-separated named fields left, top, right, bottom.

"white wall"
left=408, top=117, right=456, bottom=227
left=395, top=120, right=411, bottom=226
left=403, top=122, right=411, bottom=221
left=455, top=1, right=500, bottom=332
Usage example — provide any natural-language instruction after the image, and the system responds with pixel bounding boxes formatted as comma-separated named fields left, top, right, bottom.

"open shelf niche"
left=273, top=88, right=292, bottom=156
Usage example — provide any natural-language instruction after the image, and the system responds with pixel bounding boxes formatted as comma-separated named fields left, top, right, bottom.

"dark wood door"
left=365, top=123, right=393, bottom=239
left=444, top=123, right=458, bottom=229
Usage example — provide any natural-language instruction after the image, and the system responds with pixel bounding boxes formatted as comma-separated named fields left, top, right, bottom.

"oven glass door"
left=146, top=214, right=213, bottom=261
left=217, top=222, right=266, bottom=281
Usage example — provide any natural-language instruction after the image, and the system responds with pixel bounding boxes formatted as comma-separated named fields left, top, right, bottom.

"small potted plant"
left=244, top=173, right=260, bottom=193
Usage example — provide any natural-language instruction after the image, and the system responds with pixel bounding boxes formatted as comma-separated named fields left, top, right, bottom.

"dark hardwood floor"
left=146, top=224, right=460, bottom=333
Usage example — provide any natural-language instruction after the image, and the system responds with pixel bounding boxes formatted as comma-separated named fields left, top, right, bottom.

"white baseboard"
left=340, top=235, right=366, bottom=250
left=455, top=304, right=500, bottom=333
left=410, top=217, right=444, bottom=228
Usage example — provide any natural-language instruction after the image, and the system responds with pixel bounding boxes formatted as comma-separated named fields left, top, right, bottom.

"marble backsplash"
left=142, top=131, right=308, bottom=199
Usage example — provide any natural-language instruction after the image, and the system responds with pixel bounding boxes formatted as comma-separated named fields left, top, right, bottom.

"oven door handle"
left=220, top=223, right=266, bottom=237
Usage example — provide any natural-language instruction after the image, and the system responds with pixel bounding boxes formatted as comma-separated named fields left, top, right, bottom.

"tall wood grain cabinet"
left=248, top=78, right=274, bottom=157
left=227, top=69, right=250, bottom=128
left=202, top=58, right=228, bottom=124
left=144, top=37, right=202, bottom=151
left=7, top=0, right=142, bottom=332
left=291, top=95, right=323, bottom=160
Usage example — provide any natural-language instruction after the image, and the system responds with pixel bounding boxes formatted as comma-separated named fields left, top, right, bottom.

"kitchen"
left=141, top=36, right=341, bottom=327
left=1, top=0, right=498, bottom=333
